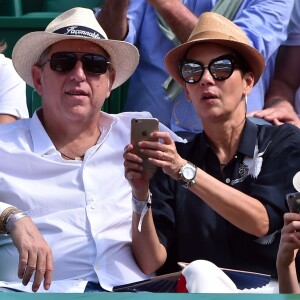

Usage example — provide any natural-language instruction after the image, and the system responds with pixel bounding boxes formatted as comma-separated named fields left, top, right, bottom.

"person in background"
left=97, top=0, right=294, bottom=133
left=124, top=12, right=300, bottom=293
left=276, top=212, right=300, bottom=293
left=0, top=41, right=28, bottom=123
left=0, top=7, right=181, bottom=293
left=249, top=0, right=300, bottom=127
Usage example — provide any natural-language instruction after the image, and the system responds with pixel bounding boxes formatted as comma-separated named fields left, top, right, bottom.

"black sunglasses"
left=179, top=54, right=241, bottom=84
left=41, top=52, right=111, bottom=75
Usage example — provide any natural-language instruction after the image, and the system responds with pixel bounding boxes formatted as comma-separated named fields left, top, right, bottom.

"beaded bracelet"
left=3, top=209, right=21, bottom=225
left=0, top=206, right=18, bottom=232
left=132, top=193, right=152, bottom=232
left=5, top=212, right=28, bottom=233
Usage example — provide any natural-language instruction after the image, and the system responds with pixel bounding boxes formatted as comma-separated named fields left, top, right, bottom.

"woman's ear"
left=243, top=71, right=255, bottom=94
left=184, top=84, right=192, bottom=102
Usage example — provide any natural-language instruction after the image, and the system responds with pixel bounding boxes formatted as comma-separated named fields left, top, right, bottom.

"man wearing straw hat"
left=0, top=7, right=181, bottom=293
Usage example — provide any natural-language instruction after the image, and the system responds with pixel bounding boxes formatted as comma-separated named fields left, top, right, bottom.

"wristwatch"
left=178, top=162, right=197, bottom=188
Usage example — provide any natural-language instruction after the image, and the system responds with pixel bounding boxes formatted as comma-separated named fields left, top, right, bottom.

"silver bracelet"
left=132, top=193, right=152, bottom=232
left=5, top=212, right=28, bottom=233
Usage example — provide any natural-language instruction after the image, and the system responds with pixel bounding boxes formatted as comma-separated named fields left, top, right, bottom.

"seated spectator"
left=277, top=213, right=300, bottom=293
left=0, top=7, right=181, bottom=293
left=249, top=0, right=300, bottom=127
left=0, top=41, right=28, bottom=123
left=124, top=12, right=300, bottom=293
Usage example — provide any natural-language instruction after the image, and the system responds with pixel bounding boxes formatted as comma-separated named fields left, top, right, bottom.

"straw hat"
left=12, top=7, right=139, bottom=89
left=165, top=12, right=265, bottom=86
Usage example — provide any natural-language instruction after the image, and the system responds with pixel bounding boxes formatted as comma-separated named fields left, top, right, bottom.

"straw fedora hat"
left=12, top=7, right=139, bottom=90
left=165, top=12, right=265, bottom=86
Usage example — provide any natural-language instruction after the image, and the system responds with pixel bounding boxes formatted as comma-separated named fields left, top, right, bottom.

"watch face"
left=183, top=166, right=195, bottom=180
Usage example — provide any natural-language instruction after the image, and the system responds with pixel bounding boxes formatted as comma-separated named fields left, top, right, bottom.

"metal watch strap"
left=178, top=162, right=197, bottom=188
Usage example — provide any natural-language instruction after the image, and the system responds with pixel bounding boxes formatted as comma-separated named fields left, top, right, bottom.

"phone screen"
left=131, top=118, right=159, bottom=171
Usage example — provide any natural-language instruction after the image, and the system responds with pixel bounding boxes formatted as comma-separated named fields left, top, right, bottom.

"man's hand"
left=10, top=217, right=53, bottom=292
left=248, top=104, right=300, bottom=127
left=96, top=0, right=129, bottom=40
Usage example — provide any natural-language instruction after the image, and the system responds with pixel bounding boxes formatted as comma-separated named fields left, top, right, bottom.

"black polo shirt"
left=150, top=120, right=300, bottom=278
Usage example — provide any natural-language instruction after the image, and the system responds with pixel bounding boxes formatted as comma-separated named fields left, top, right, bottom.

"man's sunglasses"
left=179, top=54, right=241, bottom=84
left=41, top=52, right=111, bottom=75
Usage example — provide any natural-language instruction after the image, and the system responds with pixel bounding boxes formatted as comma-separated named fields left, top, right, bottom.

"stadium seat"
left=0, top=0, right=22, bottom=16
left=21, top=0, right=102, bottom=17
left=44, top=0, right=102, bottom=12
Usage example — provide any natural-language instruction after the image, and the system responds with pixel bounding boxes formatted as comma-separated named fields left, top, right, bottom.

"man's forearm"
left=265, top=80, right=295, bottom=108
left=148, top=0, right=198, bottom=43
left=265, top=45, right=300, bottom=108
left=97, top=0, right=129, bottom=40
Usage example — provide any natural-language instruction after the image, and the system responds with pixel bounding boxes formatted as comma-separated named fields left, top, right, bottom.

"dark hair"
left=234, top=52, right=251, bottom=75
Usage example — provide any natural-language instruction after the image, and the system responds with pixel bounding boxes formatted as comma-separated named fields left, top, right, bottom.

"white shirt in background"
left=0, top=54, right=29, bottom=119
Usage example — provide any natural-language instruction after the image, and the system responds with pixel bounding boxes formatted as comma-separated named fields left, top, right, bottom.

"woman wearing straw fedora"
left=124, top=12, right=300, bottom=293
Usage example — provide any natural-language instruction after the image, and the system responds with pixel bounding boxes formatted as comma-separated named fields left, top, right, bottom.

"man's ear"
left=108, top=69, right=116, bottom=90
left=31, top=66, right=43, bottom=95
left=105, top=69, right=116, bottom=98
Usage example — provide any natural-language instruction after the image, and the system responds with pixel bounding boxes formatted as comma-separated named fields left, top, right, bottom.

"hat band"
left=53, top=25, right=105, bottom=40
left=189, top=31, right=248, bottom=44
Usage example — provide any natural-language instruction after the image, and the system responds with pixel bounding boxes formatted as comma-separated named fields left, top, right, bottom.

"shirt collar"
left=29, top=109, right=118, bottom=157
left=199, top=118, right=258, bottom=160
left=237, top=119, right=259, bottom=158
left=29, top=109, right=55, bottom=156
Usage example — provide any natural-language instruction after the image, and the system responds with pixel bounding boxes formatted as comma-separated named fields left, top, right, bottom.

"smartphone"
left=131, top=118, right=159, bottom=171
left=286, top=192, right=300, bottom=213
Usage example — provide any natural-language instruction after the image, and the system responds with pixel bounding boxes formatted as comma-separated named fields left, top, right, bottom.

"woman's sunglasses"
left=179, top=54, right=241, bottom=84
left=41, top=52, right=111, bottom=75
